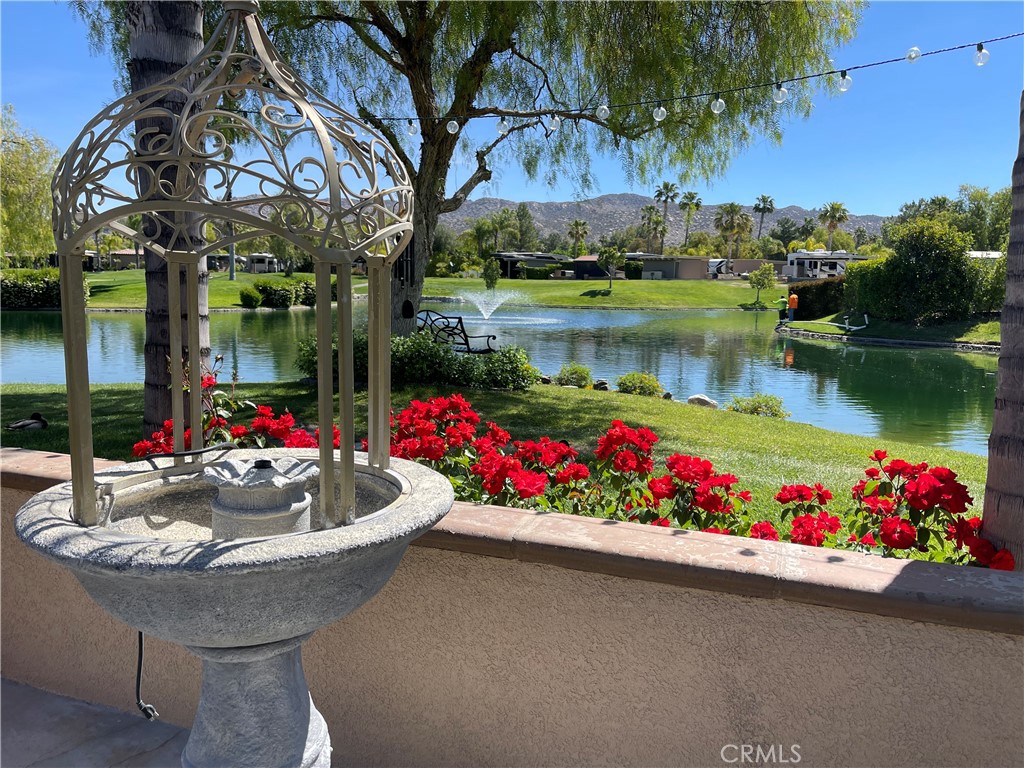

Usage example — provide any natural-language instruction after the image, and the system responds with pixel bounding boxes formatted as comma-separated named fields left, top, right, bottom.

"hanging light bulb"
left=596, top=104, right=610, bottom=120
left=772, top=83, right=788, bottom=104
left=652, top=102, right=667, bottom=122
left=905, top=46, right=921, bottom=63
left=974, top=43, right=990, bottom=66
left=446, top=119, right=459, bottom=134
left=710, top=94, right=725, bottom=115
left=548, top=114, right=561, bottom=132
left=838, top=70, right=853, bottom=92
left=496, top=117, right=510, bottom=135
left=407, top=119, right=419, bottom=136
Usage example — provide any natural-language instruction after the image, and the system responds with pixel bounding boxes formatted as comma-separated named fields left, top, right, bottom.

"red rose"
left=879, top=517, right=917, bottom=550
left=812, top=483, right=833, bottom=505
left=702, top=527, right=732, bottom=535
left=749, top=521, right=780, bottom=541
left=510, top=469, right=548, bottom=499
left=789, top=514, right=826, bottom=547
left=665, top=454, right=714, bottom=485
left=200, top=375, right=217, bottom=389
left=869, top=449, right=888, bottom=462
left=555, top=463, right=590, bottom=485
left=945, top=516, right=982, bottom=550
left=647, top=474, right=676, bottom=500
left=283, top=429, right=317, bottom=448
left=612, top=449, right=639, bottom=473
left=968, top=536, right=997, bottom=566
left=650, top=517, right=670, bottom=527
left=132, top=440, right=156, bottom=457
left=989, top=549, right=1016, bottom=571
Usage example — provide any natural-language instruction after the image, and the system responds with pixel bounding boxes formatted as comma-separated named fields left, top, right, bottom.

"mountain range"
left=439, top=193, right=885, bottom=244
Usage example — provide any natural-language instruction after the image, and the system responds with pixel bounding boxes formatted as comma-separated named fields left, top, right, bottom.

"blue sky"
left=2, top=1, right=1022, bottom=216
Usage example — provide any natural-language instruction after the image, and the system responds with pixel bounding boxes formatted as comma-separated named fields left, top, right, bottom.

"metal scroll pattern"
left=52, top=8, right=413, bottom=262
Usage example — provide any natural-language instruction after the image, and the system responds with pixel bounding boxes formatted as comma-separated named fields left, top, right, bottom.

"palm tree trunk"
left=757, top=214, right=765, bottom=240
left=983, top=90, right=1024, bottom=569
left=128, top=1, right=209, bottom=439
left=684, top=215, right=691, bottom=247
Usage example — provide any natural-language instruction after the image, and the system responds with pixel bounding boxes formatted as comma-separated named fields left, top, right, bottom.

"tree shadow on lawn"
left=579, top=289, right=611, bottom=298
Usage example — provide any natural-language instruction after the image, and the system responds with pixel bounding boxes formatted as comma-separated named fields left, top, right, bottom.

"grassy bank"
left=0, top=382, right=988, bottom=524
left=788, top=313, right=1001, bottom=345
left=80, top=270, right=759, bottom=310
left=423, top=276, right=754, bottom=308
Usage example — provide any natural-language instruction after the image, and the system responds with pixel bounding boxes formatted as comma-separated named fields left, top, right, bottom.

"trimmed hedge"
left=790, top=276, right=844, bottom=320
left=520, top=264, right=558, bottom=280
left=623, top=261, right=643, bottom=280
left=239, top=285, right=262, bottom=308
left=253, top=279, right=295, bottom=309
left=292, top=278, right=316, bottom=307
left=296, top=331, right=539, bottom=391
left=0, top=268, right=87, bottom=309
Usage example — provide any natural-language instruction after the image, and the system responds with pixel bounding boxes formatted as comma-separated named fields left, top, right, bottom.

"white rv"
left=783, top=249, right=869, bottom=280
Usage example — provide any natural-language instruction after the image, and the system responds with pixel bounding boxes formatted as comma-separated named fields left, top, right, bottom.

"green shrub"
left=972, top=255, right=1006, bottom=314
left=239, top=286, right=262, bottom=308
left=520, top=264, right=558, bottom=280
left=291, top=278, right=316, bottom=307
left=0, top=268, right=81, bottom=309
left=476, top=346, right=540, bottom=391
left=552, top=361, right=593, bottom=388
left=726, top=393, right=791, bottom=419
left=295, top=332, right=537, bottom=391
left=843, top=258, right=892, bottom=317
left=790, top=276, right=844, bottom=320
left=616, top=371, right=663, bottom=397
left=253, top=279, right=295, bottom=309
left=623, top=261, right=643, bottom=280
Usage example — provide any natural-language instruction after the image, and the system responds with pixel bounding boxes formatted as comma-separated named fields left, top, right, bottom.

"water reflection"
left=0, top=306, right=995, bottom=454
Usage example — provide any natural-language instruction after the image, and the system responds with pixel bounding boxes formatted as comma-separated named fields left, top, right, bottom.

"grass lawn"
left=422, top=276, right=756, bottom=308
left=83, top=271, right=758, bottom=310
left=788, top=313, right=1001, bottom=345
left=85, top=270, right=323, bottom=309
left=0, top=382, right=988, bottom=528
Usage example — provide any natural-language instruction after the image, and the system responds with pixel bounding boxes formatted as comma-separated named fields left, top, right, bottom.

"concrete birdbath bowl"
left=15, top=448, right=454, bottom=767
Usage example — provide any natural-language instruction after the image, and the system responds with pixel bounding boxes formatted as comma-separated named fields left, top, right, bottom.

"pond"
left=0, top=304, right=996, bottom=455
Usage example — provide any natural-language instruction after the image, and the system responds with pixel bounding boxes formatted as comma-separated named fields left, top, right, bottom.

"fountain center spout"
left=204, top=457, right=320, bottom=539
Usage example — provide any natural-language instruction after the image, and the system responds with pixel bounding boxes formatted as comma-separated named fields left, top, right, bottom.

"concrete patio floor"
left=1, top=679, right=187, bottom=768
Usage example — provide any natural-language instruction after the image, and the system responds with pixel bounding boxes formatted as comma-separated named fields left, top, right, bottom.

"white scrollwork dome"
left=52, top=1, right=413, bottom=264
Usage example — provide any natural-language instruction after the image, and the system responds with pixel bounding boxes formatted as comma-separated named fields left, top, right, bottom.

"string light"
left=277, top=31, right=1021, bottom=131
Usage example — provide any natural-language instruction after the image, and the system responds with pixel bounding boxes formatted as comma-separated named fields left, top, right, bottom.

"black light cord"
left=135, top=631, right=160, bottom=721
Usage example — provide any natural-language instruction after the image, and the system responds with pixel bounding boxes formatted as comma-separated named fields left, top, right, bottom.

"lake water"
left=0, top=303, right=997, bottom=455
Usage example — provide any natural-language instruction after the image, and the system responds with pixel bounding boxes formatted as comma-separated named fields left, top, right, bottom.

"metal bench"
left=416, top=309, right=497, bottom=354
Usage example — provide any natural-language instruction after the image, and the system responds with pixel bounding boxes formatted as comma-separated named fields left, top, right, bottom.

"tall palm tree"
left=654, top=181, right=679, bottom=253
left=753, top=194, right=775, bottom=239
left=490, top=208, right=518, bottom=251
left=713, top=202, right=750, bottom=268
left=640, top=205, right=661, bottom=253
left=983, top=90, right=1024, bottom=569
left=679, top=191, right=702, bottom=247
left=568, top=219, right=589, bottom=257
left=471, top=218, right=493, bottom=259
left=126, top=1, right=208, bottom=440
left=818, top=201, right=850, bottom=251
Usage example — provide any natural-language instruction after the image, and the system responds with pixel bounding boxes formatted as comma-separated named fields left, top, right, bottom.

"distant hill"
left=439, top=193, right=885, bottom=243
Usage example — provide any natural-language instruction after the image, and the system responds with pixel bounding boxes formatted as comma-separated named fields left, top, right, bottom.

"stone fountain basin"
left=14, top=449, right=454, bottom=648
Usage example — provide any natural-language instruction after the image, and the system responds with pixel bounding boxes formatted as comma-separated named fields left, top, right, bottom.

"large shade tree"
left=78, top=0, right=860, bottom=334
left=1, top=105, right=59, bottom=267
left=983, top=91, right=1024, bottom=569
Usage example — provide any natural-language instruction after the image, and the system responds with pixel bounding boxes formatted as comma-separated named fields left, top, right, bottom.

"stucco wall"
left=3, top=452, right=1023, bottom=767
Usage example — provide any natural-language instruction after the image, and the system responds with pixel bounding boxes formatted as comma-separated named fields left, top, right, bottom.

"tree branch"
left=353, top=98, right=416, bottom=186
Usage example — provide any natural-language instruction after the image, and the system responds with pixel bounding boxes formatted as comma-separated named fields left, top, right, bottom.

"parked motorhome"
left=246, top=253, right=279, bottom=273
left=783, top=249, right=870, bottom=280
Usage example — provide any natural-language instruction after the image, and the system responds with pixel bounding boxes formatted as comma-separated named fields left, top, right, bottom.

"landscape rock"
left=687, top=394, right=718, bottom=409
left=662, top=392, right=673, bottom=400
left=594, top=380, right=610, bottom=391
left=540, top=375, right=552, bottom=385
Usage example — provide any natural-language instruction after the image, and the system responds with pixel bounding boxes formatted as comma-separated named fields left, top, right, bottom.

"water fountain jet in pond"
left=459, top=289, right=522, bottom=319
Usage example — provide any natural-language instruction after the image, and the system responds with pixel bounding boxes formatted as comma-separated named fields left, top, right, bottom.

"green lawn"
left=85, top=270, right=323, bottom=309
left=422, top=276, right=756, bottom=308
left=788, top=313, right=1001, bottom=346
left=0, top=382, right=987, bottom=526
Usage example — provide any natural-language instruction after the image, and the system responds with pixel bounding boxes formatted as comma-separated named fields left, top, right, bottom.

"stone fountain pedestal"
left=15, top=449, right=454, bottom=768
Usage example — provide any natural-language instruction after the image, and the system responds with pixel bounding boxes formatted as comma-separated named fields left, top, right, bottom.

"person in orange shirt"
left=787, top=292, right=798, bottom=322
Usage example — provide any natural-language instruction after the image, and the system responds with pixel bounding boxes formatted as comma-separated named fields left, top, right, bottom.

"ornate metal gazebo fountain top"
left=53, top=0, right=411, bottom=526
